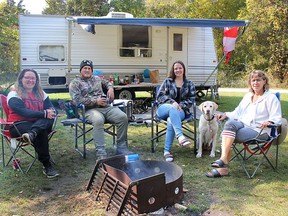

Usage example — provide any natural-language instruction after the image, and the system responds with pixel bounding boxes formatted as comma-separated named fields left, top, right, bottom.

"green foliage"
left=187, top=0, right=248, bottom=77
left=44, top=0, right=110, bottom=16
left=110, top=0, right=146, bottom=17
left=0, top=0, right=24, bottom=78
left=43, top=0, right=67, bottom=15
left=0, top=0, right=287, bottom=87
left=217, top=70, right=249, bottom=88
left=237, top=0, right=288, bottom=86
left=145, top=0, right=188, bottom=18
left=187, top=0, right=246, bottom=19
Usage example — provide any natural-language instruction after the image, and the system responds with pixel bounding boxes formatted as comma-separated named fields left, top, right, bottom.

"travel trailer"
left=19, top=12, right=248, bottom=100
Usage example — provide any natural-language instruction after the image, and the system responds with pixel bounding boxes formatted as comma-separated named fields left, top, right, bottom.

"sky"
left=0, top=0, right=47, bottom=14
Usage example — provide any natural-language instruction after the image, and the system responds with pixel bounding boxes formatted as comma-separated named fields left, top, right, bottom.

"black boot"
left=116, top=143, right=134, bottom=155
left=22, top=130, right=37, bottom=144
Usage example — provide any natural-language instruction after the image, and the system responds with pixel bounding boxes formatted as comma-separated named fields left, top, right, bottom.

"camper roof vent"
left=106, top=12, right=133, bottom=18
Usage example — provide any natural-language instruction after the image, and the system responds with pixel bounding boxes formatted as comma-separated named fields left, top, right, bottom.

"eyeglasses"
left=23, top=76, right=36, bottom=81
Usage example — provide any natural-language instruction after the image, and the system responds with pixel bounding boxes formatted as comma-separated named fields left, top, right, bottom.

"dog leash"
left=204, top=115, right=215, bottom=133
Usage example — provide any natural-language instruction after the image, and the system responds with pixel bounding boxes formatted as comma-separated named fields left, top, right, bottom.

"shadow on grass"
left=1, top=91, right=288, bottom=215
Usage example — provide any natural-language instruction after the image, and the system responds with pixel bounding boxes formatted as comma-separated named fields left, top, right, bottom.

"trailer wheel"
left=196, top=90, right=205, bottom=99
left=116, top=90, right=135, bottom=100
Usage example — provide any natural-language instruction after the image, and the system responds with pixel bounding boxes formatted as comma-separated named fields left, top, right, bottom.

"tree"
left=1, top=0, right=287, bottom=87
left=42, top=0, right=66, bottom=15
left=0, top=0, right=25, bottom=84
left=43, top=0, right=110, bottom=16
left=186, top=0, right=248, bottom=86
left=238, top=0, right=288, bottom=85
left=145, top=0, right=187, bottom=18
left=188, top=0, right=246, bottom=55
left=109, top=0, right=146, bottom=17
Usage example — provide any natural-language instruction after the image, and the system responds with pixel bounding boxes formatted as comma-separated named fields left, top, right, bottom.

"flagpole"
left=201, top=25, right=248, bottom=87
left=201, top=54, right=226, bottom=87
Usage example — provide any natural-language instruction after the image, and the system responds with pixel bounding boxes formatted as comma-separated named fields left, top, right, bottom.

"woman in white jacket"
left=206, top=70, right=282, bottom=178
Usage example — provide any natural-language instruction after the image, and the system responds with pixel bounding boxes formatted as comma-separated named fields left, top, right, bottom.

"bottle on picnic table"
left=109, top=74, right=114, bottom=85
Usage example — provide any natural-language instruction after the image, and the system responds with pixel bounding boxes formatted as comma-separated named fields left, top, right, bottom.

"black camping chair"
left=150, top=88, right=198, bottom=153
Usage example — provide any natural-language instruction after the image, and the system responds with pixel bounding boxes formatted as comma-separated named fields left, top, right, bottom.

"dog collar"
left=204, top=115, right=215, bottom=122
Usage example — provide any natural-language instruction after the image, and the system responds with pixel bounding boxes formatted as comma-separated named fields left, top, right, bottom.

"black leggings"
left=9, top=119, right=54, bottom=167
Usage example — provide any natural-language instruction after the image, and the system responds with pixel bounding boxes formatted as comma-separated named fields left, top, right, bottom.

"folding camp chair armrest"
left=0, top=119, right=13, bottom=126
left=245, top=138, right=269, bottom=145
left=77, top=103, right=85, bottom=109
left=184, top=115, right=194, bottom=122
left=151, top=101, right=159, bottom=107
left=77, top=103, right=85, bottom=114
left=267, top=124, right=278, bottom=128
left=76, top=103, right=88, bottom=122
left=76, top=102, right=123, bottom=121
left=249, top=124, right=278, bottom=141
left=112, top=102, right=125, bottom=106
left=0, top=119, right=22, bottom=135
left=61, top=118, right=83, bottom=126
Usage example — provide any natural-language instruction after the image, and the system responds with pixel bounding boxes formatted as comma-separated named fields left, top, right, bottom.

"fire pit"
left=87, top=155, right=183, bottom=215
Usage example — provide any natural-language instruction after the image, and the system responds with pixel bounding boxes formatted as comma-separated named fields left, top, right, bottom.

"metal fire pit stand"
left=87, top=155, right=183, bottom=215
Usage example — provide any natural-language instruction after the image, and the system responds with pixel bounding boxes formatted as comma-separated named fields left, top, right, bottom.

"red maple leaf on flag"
left=223, top=27, right=239, bottom=64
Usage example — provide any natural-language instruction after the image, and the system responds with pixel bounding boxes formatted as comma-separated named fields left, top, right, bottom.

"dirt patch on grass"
left=18, top=165, right=232, bottom=216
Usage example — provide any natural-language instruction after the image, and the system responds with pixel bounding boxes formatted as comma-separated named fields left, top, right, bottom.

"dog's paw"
left=209, top=152, right=215, bottom=157
left=196, top=153, right=202, bottom=158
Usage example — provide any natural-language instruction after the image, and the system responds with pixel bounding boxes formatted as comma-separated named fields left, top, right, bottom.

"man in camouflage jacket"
left=69, top=60, right=131, bottom=158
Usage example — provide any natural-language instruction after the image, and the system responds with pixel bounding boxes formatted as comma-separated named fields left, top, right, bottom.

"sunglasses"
left=82, top=60, right=92, bottom=64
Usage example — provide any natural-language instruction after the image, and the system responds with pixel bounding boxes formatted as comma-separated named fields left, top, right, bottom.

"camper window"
left=120, top=25, right=152, bottom=57
left=39, top=45, right=65, bottom=62
left=173, top=34, right=183, bottom=51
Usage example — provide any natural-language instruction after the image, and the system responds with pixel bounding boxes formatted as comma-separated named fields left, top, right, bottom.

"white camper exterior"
left=19, top=13, right=247, bottom=99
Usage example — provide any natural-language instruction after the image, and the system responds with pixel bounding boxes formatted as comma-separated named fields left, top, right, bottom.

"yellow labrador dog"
left=197, top=101, right=219, bottom=158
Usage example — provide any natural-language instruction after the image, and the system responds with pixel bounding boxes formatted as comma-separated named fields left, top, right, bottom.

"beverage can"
left=113, top=74, right=119, bottom=85
left=134, top=75, right=139, bottom=84
left=109, top=74, right=114, bottom=85
left=125, top=154, right=140, bottom=162
left=124, top=76, right=129, bottom=84
left=12, top=158, right=20, bottom=170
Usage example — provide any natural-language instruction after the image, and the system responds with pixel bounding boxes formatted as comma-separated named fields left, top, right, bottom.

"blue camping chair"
left=60, top=101, right=128, bottom=159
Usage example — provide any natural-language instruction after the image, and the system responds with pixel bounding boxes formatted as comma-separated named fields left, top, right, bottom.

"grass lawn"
left=0, top=90, right=287, bottom=215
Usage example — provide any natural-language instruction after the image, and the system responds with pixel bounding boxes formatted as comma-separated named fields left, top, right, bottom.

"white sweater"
left=226, top=90, right=282, bottom=134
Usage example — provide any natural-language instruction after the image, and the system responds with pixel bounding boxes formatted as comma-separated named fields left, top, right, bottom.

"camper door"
left=168, top=27, right=188, bottom=75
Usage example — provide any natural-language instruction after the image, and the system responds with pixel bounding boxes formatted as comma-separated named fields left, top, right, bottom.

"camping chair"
left=0, top=94, right=57, bottom=174
left=60, top=101, right=118, bottom=159
left=150, top=95, right=198, bottom=153
left=230, top=92, right=287, bottom=178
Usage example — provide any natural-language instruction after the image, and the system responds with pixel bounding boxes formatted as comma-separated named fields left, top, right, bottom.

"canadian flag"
left=223, top=27, right=238, bottom=64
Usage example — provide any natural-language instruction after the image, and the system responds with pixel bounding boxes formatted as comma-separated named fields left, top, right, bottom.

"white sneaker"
left=164, top=152, right=174, bottom=162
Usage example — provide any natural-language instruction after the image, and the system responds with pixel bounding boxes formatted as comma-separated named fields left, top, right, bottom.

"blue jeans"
left=156, top=103, right=185, bottom=152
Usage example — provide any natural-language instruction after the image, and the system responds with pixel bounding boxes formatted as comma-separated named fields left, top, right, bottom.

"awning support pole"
left=201, top=25, right=248, bottom=86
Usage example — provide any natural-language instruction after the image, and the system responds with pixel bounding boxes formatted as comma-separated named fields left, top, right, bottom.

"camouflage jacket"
left=69, top=75, right=113, bottom=108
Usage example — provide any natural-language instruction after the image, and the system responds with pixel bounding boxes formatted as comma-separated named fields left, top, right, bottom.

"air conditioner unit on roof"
left=106, top=12, right=134, bottom=18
